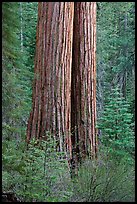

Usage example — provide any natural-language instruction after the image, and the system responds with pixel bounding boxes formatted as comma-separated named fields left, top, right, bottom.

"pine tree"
left=97, top=86, right=134, bottom=159
left=96, top=2, right=135, bottom=120
left=2, top=2, right=20, bottom=139
left=2, top=2, right=38, bottom=140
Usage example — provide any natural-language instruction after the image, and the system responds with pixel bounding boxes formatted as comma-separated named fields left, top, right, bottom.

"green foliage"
left=2, top=137, right=72, bottom=202
left=2, top=2, right=19, bottom=60
left=2, top=2, right=20, bottom=114
left=97, top=86, right=134, bottom=159
left=2, top=2, right=38, bottom=141
left=2, top=2, right=135, bottom=202
left=70, top=155, right=135, bottom=202
left=3, top=137, right=135, bottom=202
left=97, top=2, right=135, bottom=119
left=20, top=2, right=38, bottom=73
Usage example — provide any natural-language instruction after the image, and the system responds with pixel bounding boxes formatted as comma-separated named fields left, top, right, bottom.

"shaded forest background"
left=2, top=2, right=135, bottom=202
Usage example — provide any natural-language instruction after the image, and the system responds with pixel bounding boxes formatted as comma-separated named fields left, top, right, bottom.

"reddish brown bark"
left=71, top=3, right=97, bottom=167
left=26, top=3, right=74, bottom=155
left=26, top=2, right=97, bottom=170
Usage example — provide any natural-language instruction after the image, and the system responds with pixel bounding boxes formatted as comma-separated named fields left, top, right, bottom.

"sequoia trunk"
left=26, top=2, right=74, bottom=155
left=71, top=2, right=97, bottom=170
left=26, top=2, right=97, bottom=169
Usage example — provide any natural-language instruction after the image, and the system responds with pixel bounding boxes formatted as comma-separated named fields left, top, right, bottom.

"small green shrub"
left=70, top=153, right=135, bottom=202
left=2, top=136, right=72, bottom=202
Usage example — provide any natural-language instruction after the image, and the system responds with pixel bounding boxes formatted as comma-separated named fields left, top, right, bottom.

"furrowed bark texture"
left=71, top=2, right=97, bottom=165
left=26, top=2, right=97, bottom=166
left=26, top=2, right=74, bottom=155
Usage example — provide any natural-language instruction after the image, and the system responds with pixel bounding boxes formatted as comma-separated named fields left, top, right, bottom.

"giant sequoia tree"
left=27, top=2, right=97, bottom=168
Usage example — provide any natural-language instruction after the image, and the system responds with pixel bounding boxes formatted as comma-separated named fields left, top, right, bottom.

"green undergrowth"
left=2, top=137, right=72, bottom=202
left=2, top=138, right=135, bottom=202
left=70, top=148, right=135, bottom=202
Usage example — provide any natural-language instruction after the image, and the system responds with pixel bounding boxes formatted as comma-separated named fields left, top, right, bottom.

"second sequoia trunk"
left=26, top=2, right=97, bottom=171
left=71, top=2, right=97, bottom=170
